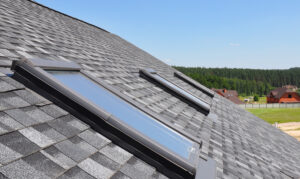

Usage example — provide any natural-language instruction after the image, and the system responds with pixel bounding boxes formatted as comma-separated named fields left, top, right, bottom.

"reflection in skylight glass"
left=48, top=71, right=194, bottom=159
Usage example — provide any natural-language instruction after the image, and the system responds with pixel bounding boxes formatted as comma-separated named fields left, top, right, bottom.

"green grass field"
left=247, top=108, right=300, bottom=124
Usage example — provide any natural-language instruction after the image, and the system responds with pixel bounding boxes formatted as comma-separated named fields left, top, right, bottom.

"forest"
left=173, top=67, right=300, bottom=96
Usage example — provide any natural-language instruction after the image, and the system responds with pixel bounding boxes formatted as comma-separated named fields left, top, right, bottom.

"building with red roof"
left=267, top=86, right=300, bottom=103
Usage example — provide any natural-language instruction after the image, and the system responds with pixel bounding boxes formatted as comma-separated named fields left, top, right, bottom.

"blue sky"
left=35, top=0, right=300, bottom=69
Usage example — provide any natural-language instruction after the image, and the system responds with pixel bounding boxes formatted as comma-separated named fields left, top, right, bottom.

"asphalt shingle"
left=0, top=112, right=23, bottom=135
left=57, top=166, right=96, bottom=179
left=78, top=158, right=115, bottom=179
left=110, top=172, right=131, bottom=179
left=90, top=152, right=121, bottom=171
left=0, top=159, right=51, bottom=179
left=0, top=80, right=15, bottom=92
left=0, top=0, right=299, bottom=178
left=19, top=127, right=56, bottom=148
left=99, top=143, right=133, bottom=165
left=78, top=129, right=111, bottom=150
left=23, top=106, right=54, bottom=123
left=47, top=115, right=88, bottom=138
left=0, top=98, right=12, bottom=111
left=0, top=92, right=30, bottom=108
left=0, top=131, right=40, bottom=155
left=23, top=152, right=65, bottom=178
left=40, top=104, right=68, bottom=118
left=0, top=143, right=23, bottom=164
left=41, top=146, right=76, bottom=170
left=120, top=157, right=157, bottom=179
left=14, top=89, right=47, bottom=105
left=55, top=136, right=98, bottom=162
left=33, top=123, right=66, bottom=142
left=5, top=108, right=39, bottom=126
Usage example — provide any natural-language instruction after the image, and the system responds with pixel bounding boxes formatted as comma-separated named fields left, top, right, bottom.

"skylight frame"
left=140, top=69, right=211, bottom=115
left=47, top=70, right=196, bottom=159
left=11, top=58, right=216, bottom=179
left=174, top=71, right=215, bottom=98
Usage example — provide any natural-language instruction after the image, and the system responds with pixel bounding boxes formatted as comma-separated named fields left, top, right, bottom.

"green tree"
left=254, top=95, right=259, bottom=102
left=173, top=66, right=300, bottom=96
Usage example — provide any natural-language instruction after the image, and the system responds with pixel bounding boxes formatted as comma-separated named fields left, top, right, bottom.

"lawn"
left=257, top=96, right=267, bottom=104
left=247, top=108, right=300, bottom=124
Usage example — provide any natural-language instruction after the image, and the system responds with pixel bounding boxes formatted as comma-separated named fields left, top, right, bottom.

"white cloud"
left=229, top=43, right=240, bottom=47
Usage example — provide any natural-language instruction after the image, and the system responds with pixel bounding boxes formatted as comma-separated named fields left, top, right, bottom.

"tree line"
left=173, top=66, right=300, bottom=96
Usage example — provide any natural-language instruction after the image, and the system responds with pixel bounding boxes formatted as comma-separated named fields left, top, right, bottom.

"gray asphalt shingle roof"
left=0, top=0, right=300, bottom=178
left=0, top=71, right=166, bottom=179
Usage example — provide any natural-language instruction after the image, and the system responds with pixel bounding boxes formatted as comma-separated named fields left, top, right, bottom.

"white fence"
left=239, top=103, right=300, bottom=109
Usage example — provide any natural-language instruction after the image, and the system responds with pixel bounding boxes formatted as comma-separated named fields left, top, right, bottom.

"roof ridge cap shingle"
left=26, top=0, right=110, bottom=34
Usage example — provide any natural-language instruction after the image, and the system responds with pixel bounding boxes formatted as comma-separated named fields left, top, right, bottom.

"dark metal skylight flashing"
left=140, top=69, right=211, bottom=115
left=174, top=71, right=215, bottom=98
left=10, top=58, right=216, bottom=179
left=11, top=58, right=81, bottom=71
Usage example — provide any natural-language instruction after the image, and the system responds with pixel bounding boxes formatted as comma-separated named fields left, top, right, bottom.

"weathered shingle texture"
left=0, top=72, right=167, bottom=179
left=0, top=0, right=299, bottom=178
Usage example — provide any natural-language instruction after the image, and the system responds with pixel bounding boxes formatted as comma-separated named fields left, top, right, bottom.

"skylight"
left=174, top=71, right=215, bottom=98
left=11, top=58, right=216, bottom=179
left=140, top=69, right=210, bottom=114
left=47, top=70, right=194, bottom=159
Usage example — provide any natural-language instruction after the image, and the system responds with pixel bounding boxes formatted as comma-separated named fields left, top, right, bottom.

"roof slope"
left=0, top=0, right=299, bottom=178
left=0, top=72, right=167, bottom=179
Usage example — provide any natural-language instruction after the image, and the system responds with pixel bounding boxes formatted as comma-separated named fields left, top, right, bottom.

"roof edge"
left=27, top=0, right=110, bottom=33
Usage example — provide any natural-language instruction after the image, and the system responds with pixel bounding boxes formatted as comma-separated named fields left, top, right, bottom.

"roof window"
left=48, top=70, right=194, bottom=159
left=11, top=58, right=216, bottom=179
left=174, top=71, right=215, bottom=98
left=140, top=69, right=211, bottom=115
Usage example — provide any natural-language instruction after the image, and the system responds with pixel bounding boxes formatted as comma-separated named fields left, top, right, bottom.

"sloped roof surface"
left=0, top=72, right=167, bottom=179
left=0, top=0, right=300, bottom=178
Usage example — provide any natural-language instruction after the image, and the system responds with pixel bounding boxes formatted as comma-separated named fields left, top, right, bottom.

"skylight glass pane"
left=48, top=71, right=194, bottom=159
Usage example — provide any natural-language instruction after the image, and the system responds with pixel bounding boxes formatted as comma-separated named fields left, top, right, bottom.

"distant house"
left=267, top=86, right=300, bottom=103
left=212, top=89, right=244, bottom=104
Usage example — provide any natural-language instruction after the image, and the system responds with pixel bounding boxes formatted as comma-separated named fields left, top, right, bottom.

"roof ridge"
left=26, top=0, right=110, bottom=33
